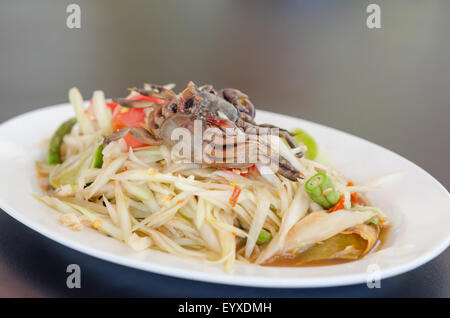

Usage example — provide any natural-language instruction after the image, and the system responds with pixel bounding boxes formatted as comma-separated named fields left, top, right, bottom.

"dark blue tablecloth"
left=0, top=211, right=448, bottom=297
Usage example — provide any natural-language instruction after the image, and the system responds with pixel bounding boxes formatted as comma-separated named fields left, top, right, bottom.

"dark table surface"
left=0, top=0, right=449, bottom=297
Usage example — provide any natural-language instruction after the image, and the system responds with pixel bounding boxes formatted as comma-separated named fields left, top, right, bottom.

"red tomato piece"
left=111, top=107, right=148, bottom=149
left=88, top=99, right=149, bottom=148
left=112, top=108, right=146, bottom=131
left=107, top=101, right=120, bottom=113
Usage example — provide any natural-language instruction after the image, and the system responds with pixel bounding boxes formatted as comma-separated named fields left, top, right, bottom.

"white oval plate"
left=0, top=104, right=449, bottom=288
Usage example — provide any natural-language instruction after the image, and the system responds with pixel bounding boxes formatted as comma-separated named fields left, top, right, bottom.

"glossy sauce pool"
left=264, top=226, right=390, bottom=267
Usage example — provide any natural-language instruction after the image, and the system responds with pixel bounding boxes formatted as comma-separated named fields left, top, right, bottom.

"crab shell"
left=106, top=82, right=303, bottom=181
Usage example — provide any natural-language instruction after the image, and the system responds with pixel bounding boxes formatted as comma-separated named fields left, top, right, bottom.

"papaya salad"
left=35, top=82, right=391, bottom=272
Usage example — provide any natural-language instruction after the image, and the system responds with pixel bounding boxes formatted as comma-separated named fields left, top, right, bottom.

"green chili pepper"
left=93, top=145, right=104, bottom=168
left=257, top=229, right=272, bottom=244
left=290, top=128, right=318, bottom=160
left=46, top=117, right=77, bottom=165
left=305, top=172, right=341, bottom=209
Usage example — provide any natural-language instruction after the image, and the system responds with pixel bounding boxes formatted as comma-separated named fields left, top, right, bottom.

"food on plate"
left=35, top=82, right=391, bottom=272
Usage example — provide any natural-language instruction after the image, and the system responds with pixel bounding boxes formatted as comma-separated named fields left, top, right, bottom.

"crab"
left=104, top=82, right=304, bottom=181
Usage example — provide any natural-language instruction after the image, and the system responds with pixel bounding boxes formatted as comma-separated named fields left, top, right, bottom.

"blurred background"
left=0, top=0, right=449, bottom=188
left=0, top=0, right=449, bottom=297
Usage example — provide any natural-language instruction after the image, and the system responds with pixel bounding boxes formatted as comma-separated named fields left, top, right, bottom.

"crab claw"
left=219, top=88, right=256, bottom=120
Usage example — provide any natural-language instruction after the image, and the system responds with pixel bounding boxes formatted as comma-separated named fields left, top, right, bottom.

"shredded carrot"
left=327, top=194, right=345, bottom=213
left=350, top=192, right=359, bottom=204
left=232, top=232, right=237, bottom=237
left=176, top=199, right=184, bottom=205
left=229, top=184, right=242, bottom=207
left=347, top=181, right=359, bottom=204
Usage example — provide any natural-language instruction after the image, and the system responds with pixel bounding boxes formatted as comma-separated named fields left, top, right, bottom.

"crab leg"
left=113, top=98, right=160, bottom=108
left=255, top=123, right=298, bottom=148
left=203, top=133, right=303, bottom=181
left=219, top=88, right=256, bottom=119
left=238, top=119, right=302, bottom=157
left=113, top=84, right=177, bottom=109
left=103, top=127, right=162, bottom=147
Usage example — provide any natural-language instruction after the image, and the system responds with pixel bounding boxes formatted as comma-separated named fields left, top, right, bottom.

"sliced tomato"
left=93, top=96, right=159, bottom=149
left=112, top=108, right=146, bottom=131
left=107, top=101, right=120, bottom=113
left=111, top=107, right=148, bottom=149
